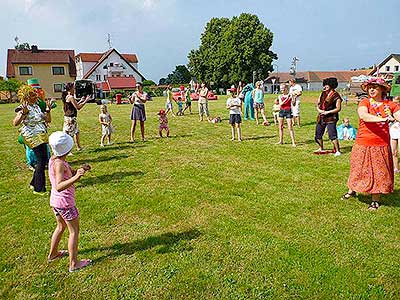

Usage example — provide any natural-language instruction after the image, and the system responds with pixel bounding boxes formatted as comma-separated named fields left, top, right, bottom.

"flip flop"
left=48, top=250, right=68, bottom=263
left=69, top=259, right=92, bottom=273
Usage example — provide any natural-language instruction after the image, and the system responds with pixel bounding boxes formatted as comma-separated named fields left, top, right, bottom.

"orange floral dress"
left=348, top=98, right=400, bottom=194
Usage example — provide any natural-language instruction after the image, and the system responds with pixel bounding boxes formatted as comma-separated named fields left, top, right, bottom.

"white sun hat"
left=49, top=131, right=74, bottom=157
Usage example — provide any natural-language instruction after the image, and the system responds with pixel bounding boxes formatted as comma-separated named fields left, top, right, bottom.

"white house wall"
left=379, top=57, right=400, bottom=74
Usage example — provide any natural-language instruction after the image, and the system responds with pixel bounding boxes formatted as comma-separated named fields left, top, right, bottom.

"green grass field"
left=1, top=93, right=399, bottom=299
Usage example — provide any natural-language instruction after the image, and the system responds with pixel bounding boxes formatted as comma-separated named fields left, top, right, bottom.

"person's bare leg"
left=130, top=120, right=137, bottom=142
left=277, top=118, right=284, bottom=144
left=66, top=217, right=79, bottom=269
left=261, top=108, right=269, bottom=125
left=48, top=215, right=67, bottom=260
left=332, top=139, right=340, bottom=153
left=287, top=118, right=296, bottom=146
left=75, top=133, right=82, bottom=150
left=237, top=124, right=242, bottom=141
left=140, top=121, right=145, bottom=141
left=255, top=109, right=259, bottom=125
left=231, top=126, right=235, bottom=141
left=100, top=134, right=106, bottom=146
left=391, top=139, right=399, bottom=171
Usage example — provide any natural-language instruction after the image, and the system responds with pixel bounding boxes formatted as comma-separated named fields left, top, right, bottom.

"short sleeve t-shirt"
left=133, top=91, right=148, bottom=105
left=355, top=98, right=400, bottom=146
left=226, top=97, right=241, bottom=115
left=289, top=84, right=302, bottom=105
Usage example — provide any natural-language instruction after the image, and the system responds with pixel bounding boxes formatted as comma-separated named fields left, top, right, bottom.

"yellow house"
left=7, top=46, right=76, bottom=98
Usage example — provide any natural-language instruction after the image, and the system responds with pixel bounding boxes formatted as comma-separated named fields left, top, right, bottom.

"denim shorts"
left=279, top=109, right=293, bottom=119
left=52, top=206, right=79, bottom=221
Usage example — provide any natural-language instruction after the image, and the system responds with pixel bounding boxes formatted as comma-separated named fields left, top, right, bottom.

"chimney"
left=31, top=45, right=39, bottom=53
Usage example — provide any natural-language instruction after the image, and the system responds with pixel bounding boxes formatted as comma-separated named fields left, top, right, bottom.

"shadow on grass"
left=166, top=134, right=193, bottom=139
left=79, top=171, right=144, bottom=186
left=357, top=189, right=400, bottom=208
left=245, top=135, right=276, bottom=141
left=89, top=143, right=146, bottom=153
left=81, top=228, right=202, bottom=263
left=70, top=154, right=130, bottom=165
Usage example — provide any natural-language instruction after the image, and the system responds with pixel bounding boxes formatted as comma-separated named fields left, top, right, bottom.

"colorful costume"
left=242, top=83, right=255, bottom=120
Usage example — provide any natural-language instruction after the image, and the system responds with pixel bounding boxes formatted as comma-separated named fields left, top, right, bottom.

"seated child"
left=272, top=99, right=280, bottom=125
left=158, top=109, right=170, bottom=137
left=337, top=118, right=357, bottom=140
left=210, top=116, right=222, bottom=123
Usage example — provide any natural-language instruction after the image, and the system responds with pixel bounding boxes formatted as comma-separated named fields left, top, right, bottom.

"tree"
left=143, top=79, right=156, bottom=86
left=158, top=78, right=167, bottom=85
left=166, top=65, right=192, bottom=84
left=15, top=43, right=31, bottom=51
left=0, top=79, right=23, bottom=102
left=188, top=13, right=277, bottom=88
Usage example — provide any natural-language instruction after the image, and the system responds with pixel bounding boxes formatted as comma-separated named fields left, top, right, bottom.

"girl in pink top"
left=48, top=131, right=92, bottom=272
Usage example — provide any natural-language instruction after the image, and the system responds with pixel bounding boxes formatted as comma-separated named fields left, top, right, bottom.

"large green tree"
left=166, top=65, right=192, bottom=84
left=188, top=13, right=277, bottom=88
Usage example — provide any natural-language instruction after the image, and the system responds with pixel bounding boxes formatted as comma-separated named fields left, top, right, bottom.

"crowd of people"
left=11, top=75, right=400, bottom=272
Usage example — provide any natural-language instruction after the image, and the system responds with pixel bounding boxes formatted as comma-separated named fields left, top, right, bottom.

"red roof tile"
left=77, top=52, right=138, bottom=63
left=96, top=82, right=110, bottom=91
left=107, top=76, right=137, bottom=89
left=7, top=49, right=76, bottom=77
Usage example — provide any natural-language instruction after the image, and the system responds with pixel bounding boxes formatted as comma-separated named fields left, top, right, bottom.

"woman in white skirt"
left=390, top=96, right=400, bottom=173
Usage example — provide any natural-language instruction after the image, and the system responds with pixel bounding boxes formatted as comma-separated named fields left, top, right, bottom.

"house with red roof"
left=6, top=45, right=76, bottom=98
left=75, top=48, right=145, bottom=98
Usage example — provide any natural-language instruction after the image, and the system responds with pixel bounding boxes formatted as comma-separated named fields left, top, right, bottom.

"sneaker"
left=334, top=151, right=341, bottom=157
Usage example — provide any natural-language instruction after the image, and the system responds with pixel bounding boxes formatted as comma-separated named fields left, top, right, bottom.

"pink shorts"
left=52, top=206, right=79, bottom=221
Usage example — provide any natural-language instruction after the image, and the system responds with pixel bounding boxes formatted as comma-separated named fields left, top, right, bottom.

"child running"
left=99, top=104, right=114, bottom=147
left=277, top=83, right=296, bottom=147
left=158, top=109, right=170, bottom=137
left=47, top=131, right=92, bottom=272
left=226, top=86, right=242, bottom=141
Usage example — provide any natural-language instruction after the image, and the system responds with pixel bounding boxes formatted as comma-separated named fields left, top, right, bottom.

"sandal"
left=341, top=191, right=356, bottom=200
left=368, top=201, right=380, bottom=211
left=48, top=250, right=68, bottom=263
left=69, top=259, right=92, bottom=273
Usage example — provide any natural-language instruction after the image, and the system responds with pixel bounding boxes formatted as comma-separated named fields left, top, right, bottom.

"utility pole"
left=290, top=57, right=299, bottom=78
left=107, top=33, right=112, bottom=49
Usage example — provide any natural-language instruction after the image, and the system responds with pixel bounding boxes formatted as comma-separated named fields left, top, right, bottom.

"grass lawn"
left=1, top=93, right=399, bottom=299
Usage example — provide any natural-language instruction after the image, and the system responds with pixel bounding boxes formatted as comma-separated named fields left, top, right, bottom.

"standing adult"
left=13, top=85, right=52, bottom=194
left=198, top=82, right=211, bottom=122
left=252, top=81, right=269, bottom=125
left=130, top=82, right=148, bottom=142
left=289, top=78, right=302, bottom=127
left=342, top=77, right=400, bottom=210
left=314, top=77, right=342, bottom=156
left=62, top=82, right=90, bottom=152
left=242, top=83, right=255, bottom=121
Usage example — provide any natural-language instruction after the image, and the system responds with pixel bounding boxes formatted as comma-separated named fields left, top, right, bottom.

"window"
left=103, top=75, right=107, bottom=80
left=96, top=75, right=101, bottom=81
left=103, top=65, right=108, bottom=69
left=109, top=63, right=114, bottom=67
left=52, top=66, right=65, bottom=75
left=395, top=66, right=399, bottom=72
left=19, top=66, right=32, bottom=75
left=386, top=66, right=390, bottom=72
left=53, top=83, right=63, bottom=93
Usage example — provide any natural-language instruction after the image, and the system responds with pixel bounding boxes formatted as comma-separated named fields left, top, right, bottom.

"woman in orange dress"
left=342, top=77, right=400, bottom=210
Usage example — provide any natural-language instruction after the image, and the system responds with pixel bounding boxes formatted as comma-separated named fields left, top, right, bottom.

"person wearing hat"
left=226, top=86, right=242, bottom=141
left=342, top=77, right=400, bottom=210
left=47, top=131, right=92, bottom=272
left=129, top=82, right=148, bottom=142
left=314, top=77, right=343, bottom=156
left=13, top=85, right=52, bottom=195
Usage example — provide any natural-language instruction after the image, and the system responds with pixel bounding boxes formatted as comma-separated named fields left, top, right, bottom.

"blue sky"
left=1, top=0, right=399, bottom=82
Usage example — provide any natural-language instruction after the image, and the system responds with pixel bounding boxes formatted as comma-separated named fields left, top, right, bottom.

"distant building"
left=371, top=53, right=400, bottom=79
left=75, top=48, right=145, bottom=98
left=6, top=46, right=76, bottom=98
left=264, top=69, right=373, bottom=93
